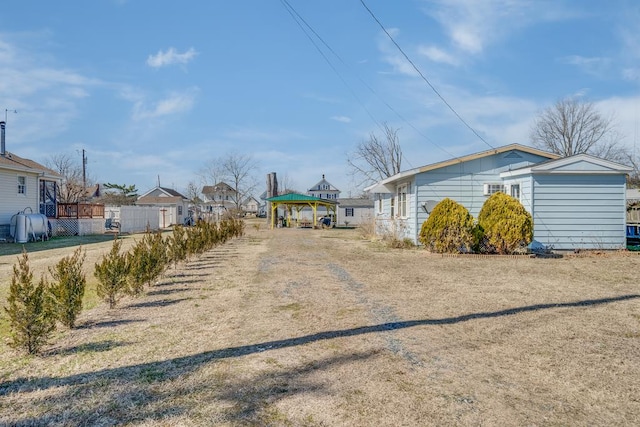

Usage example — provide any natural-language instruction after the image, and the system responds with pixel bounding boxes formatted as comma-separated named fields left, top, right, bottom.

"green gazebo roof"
left=266, top=193, right=338, bottom=204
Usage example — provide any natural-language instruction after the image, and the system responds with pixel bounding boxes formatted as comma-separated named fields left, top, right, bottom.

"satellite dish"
left=422, top=200, right=438, bottom=214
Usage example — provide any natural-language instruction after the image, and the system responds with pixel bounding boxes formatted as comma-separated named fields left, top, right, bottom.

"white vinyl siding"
left=0, top=171, right=40, bottom=225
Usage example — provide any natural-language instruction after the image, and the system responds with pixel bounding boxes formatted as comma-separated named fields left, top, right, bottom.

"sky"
left=1, top=0, right=639, bottom=198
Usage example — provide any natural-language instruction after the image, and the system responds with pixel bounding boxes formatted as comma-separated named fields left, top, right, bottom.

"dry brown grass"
left=0, top=221, right=639, bottom=426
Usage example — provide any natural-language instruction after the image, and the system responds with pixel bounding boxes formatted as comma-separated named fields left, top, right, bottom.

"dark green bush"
left=419, top=198, right=476, bottom=253
left=94, top=238, right=130, bottom=308
left=477, top=192, right=533, bottom=254
left=5, top=250, right=56, bottom=354
left=48, top=247, right=86, bottom=328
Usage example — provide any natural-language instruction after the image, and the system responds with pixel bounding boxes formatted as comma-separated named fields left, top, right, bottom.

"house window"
left=345, top=207, right=354, bottom=217
left=17, top=176, right=26, bottom=195
left=178, top=206, right=183, bottom=215
left=483, top=183, right=504, bottom=196
left=390, top=197, right=395, bottom=217
left=377, top=194, right=383, bottom=213
left=397, top=184, right=408, bottom=218
left=510, top=184, right=520, bottom=199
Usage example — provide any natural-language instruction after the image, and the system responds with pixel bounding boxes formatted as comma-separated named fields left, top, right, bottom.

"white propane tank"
left=25, top=213, right=49, bottom=241
left=10, top=213, right=28, bottom=243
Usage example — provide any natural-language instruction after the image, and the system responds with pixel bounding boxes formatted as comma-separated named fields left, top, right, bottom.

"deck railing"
left=57, top=203, right=105, bottom=219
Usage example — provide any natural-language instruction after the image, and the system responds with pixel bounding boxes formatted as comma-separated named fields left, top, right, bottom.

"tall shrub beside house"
left=48, top=247, right=86, bottom=328
left=4, top=251, right=56, bottom=354
left=477, top=192, right=533, bottom=254
left=419, top=198, right=476, bottom=253
left=94, top=238, right=130, bottom=309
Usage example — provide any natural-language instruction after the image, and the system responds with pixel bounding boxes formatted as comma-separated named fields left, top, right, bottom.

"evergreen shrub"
left=419, top=198, right=476, bottom=253
left=5, top=250, right=56, bottom=354
left=477, top=192, right=533, bottom=254
left=48, top=247, right=86, bottom=328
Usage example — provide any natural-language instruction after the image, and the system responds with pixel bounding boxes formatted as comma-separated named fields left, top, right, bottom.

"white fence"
left=119, top=206, right=161, bottom=233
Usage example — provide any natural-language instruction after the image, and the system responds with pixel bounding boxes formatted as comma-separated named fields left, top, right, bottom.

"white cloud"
left=417, top=45, right=460, bottom=66
left=146, top=47, right=198, bottom=68
left=132, top=88, right=198, bottom=121
left=561, top=55, right=611, bottom=78
left=331, top=115, right=352, bottom=123
left=376, top=28, right=419, bottom=77
left=422, top=0, right=575, bottom=56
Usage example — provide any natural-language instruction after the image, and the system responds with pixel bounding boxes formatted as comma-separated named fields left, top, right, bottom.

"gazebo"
left=265, top=193, right=338, bottom=229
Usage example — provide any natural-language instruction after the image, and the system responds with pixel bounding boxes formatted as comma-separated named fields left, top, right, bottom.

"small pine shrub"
left=127, top=237, right=151, bottom=296
left=94, top=237, right=130, bottom=308
left=419, top=198, right=476, bottom=253
left=4, top=250, right=56, bottom=354
left=48, top=247, right=86, bottom=328
left=148, top=231, right=168, bottom=282
left=477, top=192, right=533, bottom=254
left=167, top=225, right=188, bottom=269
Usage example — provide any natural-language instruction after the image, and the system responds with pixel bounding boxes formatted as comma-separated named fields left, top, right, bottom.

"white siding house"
left=0, top=149, right=61, bottom=239
left=136, top=186, right=189, bottom=227
left=367, top=144, right=632, bottom=250
left=336, top=198, right=375, bottom=227
left=308, top=175, right=340, bottom=200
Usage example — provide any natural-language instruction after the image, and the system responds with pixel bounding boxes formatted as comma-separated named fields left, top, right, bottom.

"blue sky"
left=1, top=0, right=639, bottom=198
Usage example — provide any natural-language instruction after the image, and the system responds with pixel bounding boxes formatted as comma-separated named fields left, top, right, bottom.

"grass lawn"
left=0, top=234, right=119, bottom=257
left=0, top=225, right=638, bottom=425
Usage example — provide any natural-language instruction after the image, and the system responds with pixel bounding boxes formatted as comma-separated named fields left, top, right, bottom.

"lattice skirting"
left=50, top=218, right=105, bottom=237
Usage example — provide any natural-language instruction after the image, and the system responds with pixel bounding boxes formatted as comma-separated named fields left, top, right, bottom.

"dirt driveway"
left=1, top=225, right=639, bottom=426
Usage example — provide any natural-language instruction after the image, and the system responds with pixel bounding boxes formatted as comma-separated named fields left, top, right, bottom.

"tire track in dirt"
left=326, top=262, right=424, bottom=367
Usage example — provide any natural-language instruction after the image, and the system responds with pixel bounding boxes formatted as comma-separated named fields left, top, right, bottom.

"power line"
left=279, top=0, right=383, bottom=130
left=359, top=0, right=494, bottom=150
left=279, top=0, right=460, bottom=168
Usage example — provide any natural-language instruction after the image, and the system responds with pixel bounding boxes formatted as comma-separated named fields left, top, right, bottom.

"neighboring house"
left=336, top=198, right=375, bottom=227
left=366, top=143, right=632, bottom=251
left=0, top=124, right=62, bottom=238
left=627, top=189, right=640, bottom=225
left=136, top=186, right=189, bottom=227
left=202, top=182, right=238, bottom=214
left=241, top=196, right=260, bottom=215
left=308, top=175, right=341, bottom=200
left=627, top=188, right=640, bottom=204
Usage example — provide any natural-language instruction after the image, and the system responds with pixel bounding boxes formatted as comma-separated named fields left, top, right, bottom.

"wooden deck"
left=57, top=203, right=105, bottom=219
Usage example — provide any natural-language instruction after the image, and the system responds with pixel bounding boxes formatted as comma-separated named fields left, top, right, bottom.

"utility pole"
left=82, top=149, right=87, bottom=191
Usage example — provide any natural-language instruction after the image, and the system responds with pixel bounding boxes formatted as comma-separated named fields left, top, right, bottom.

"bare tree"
left=347, top=123, right=402, bottom=188
left=626, top=152, right=640, bottom=188
left=45, top=153, right=85, bottom=203
left=277, top=172, right=299, bottom=195
left=530, top=98, right=627, bottom=161
left=221, top=153, right=259, bottom=213
left=198, top=161, right=225, bottom=191
left=184, top=180, right=202, bottom=216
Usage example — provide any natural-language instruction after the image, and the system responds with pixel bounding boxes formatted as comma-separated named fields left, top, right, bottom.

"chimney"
left=1, top=121, right=5, bottom=156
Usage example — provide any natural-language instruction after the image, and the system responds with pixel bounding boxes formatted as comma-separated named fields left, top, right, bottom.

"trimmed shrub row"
left=419, top=193, right=533, bottom=255
left=4, top=219, right=245, bottom=354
